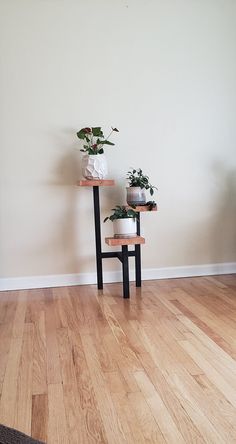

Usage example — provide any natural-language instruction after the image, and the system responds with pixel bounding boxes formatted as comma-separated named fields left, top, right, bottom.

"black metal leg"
left=93, top=186, right=103, bottom=289
left=122, top=245, right=130, bottom=298
left=135, top=244, right=141, bottom=287
left=135, top=213, right=141, bottom=287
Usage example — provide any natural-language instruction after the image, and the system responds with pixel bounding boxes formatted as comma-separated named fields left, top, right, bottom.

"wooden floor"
left=0, top=275, right=236, bottom=443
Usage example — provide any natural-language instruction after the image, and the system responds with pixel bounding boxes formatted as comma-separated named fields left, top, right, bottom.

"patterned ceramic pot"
left=82, top=154, right=108, bottom=180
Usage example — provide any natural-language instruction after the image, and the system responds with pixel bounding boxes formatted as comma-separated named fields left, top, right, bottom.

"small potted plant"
left=104, top=206, right=138, bottom=238
left=126, top=168, right=157, bottom=205
left=77, top=126, right=119, bottom=180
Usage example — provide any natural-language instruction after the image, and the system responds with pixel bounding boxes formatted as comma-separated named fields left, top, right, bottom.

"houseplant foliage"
left=77, top=126, right=119, bottom=155
left=126, top=168, right=157, bottom=205
left=104, top=206, right=138, bottom=238
left=77, top=126, right=119, bottom=179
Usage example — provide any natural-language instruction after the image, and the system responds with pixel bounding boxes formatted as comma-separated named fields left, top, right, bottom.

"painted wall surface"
left=1, top=0, right=236, bottom=279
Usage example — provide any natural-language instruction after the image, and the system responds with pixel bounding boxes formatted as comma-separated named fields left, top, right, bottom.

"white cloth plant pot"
left=113, top=218, right=137, bottom=238
left=82, top=154, right=108, bottom=180
left=126, top=187, right=146, bottom=205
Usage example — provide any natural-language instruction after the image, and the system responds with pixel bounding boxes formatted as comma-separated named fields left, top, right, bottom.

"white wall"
left=1, top=0, right=236, bottom=284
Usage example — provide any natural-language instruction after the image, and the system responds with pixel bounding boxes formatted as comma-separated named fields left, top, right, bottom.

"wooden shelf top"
left=105, top=236, right=145, bottom=246
left=78, top=179, right=115, bottom=187
left=126, top=205, right=158, bottom=212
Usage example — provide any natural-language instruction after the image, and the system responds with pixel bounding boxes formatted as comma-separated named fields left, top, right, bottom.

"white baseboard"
left=0, top=262, right=235, bottom=292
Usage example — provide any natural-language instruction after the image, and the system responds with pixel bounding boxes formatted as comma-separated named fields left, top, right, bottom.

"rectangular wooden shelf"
left=126, top=205, right=158, bottom=212
left=105, top=236, right=145, bottom=246
left=77, top=179, right=115, bottom=187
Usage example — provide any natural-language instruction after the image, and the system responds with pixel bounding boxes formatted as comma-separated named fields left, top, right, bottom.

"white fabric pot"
left=126, top=187, right=146, bottom=205
left=113, top=218, right=137, bottom=238
left=82, top=154, right=108, bottom=180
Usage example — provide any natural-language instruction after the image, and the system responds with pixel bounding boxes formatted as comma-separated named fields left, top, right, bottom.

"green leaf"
left=92, top=127, right=103, bottom=137
left=88, top=148, right=97, bottom=155
left=77, top=129, right=86, bottom=139
left=98, top=148, right=104, bottom=154
left=150, top=188, right=154, bottom=196
left=101, top=140, right=114, bottom=146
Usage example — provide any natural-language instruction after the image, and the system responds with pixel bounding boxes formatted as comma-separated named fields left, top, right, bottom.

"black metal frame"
left=92, top=186, right=142, bottom=298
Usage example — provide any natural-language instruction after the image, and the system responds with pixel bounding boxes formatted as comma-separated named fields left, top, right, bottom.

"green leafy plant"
left=145, top=201, right=157, bottom=210
left=104, top=206, right=138, bottom=222
left=127, top=168, right=157, bottom=196
left=130, top=201, right=157, bottom=211
left=77, top=126, right=119, bottom=155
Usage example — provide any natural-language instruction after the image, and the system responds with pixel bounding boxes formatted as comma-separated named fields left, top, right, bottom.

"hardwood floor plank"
left=193, top=374, right=236, bottom=439
left=81, top=333, right=126, bottom=444
left=128, top=391, right=166, bottom=443
left=12, top=291, right=27, bottom=339
left=111, top=392, right=146, bottom=444
left=32, top=310, right=47, bottom=395
left=0, top=292, right=18, bottom=326
left=47, top=383, right=69, bottom=444
left=134, top=370, right=185, bottom=444
left=0, top=323, right=13, bottom=392
left=70, top=328, right=108, bottom=443
left=31, top=394, right=48, bottom=443
left=57, top=327, right=85, bottom=443
left=184, top=332, right=236, bottom=389
left=45, top=302, right=61, bottom=385
left=145, top=367, right=206, bottom=443
left=179, top=339, right=236, bottom=408
left=0, top=275, right=236, bottom=443
left=171, top=299, right=235, bottom=358
left=177, top=313, right=236, bottom=369
left=166, top=371, right=226, bottom=444
left=14, top=323, right=34, bottom=435
left=0, top=337, right=22, bottom=427
left=174, top=368, right=236, bottom=442
left=172, top=288, right=236, bottom=346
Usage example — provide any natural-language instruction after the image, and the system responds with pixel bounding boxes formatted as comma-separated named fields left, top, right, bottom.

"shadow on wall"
left=44, top=129, right=79, bottom=273
left=210, top=161, right=236, bottom=263
left=48, top=129, right=119, bottom=273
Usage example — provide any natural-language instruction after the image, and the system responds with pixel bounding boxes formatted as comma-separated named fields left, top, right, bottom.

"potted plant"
left=77, top=126, right=119, bottom=180
left=126, top=168, right=157, bottom=205
left=104, top=206, right=138, bottom=238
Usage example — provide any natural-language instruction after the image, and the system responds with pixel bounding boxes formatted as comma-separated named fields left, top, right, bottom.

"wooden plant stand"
left=78, top=179, right=157, bottom=298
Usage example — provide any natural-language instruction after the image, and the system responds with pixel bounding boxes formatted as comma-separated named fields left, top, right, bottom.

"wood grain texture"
left=78, top=179, right=115, bottom=186
left=31, top=394, right=48, bottom=443
left=126, top=205, right=158, bottom=212
left=0, top=274, right=236, bottom=443
left=105, top=236, right=145, bottom=246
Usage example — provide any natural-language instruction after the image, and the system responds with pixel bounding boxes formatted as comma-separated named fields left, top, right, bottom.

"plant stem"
left=105, top=128, right=114, bottom=141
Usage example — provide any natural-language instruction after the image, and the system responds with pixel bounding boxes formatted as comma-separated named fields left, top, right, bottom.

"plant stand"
left=105, top=236, right=145, bottom=298
left=78, top=179, right=157, bottom=298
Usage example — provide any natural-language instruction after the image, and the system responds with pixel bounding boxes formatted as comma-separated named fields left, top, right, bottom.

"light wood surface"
left=0, top=275, right=236, bottom=443
left=126, top=205, right=158, bottom=212
left=105, top=236, right=145, bottom=246
left=78, top=179, right=115, bottom=186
